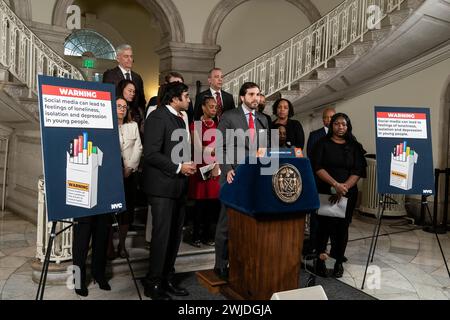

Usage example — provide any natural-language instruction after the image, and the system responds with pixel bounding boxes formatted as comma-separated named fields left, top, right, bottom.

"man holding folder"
left=142, top=82, right=196, bottom=300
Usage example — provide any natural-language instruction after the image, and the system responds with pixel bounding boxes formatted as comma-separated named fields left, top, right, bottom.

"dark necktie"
left=125, top=72, right=131, bottom=80
left=215, top=91, right=223, bottom=117
left=174, top=113, right=185, bottom=128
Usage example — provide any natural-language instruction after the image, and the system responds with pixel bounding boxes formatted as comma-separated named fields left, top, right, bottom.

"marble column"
left=155, top=41, right=221, bottom=95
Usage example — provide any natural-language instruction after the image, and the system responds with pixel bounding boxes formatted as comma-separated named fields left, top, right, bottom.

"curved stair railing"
left=0, top=1, right=84, bottom=263
left=223, top=0, right=407, bottom=101
left=0, top=0, right=84, bottom=95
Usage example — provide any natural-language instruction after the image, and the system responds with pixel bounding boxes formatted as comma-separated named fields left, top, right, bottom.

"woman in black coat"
left=310, top=113, right=367, bottom=278
left=272, top=98, right=305, bottom=149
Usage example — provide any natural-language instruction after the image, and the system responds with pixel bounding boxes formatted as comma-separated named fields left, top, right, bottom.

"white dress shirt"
left=242, top=105, right=256, bottom=126
left=210, top=88, right=221, bottom=101
left=166, top=105, right=191, bottom=173
left=118, top=65, right=132, bottom=81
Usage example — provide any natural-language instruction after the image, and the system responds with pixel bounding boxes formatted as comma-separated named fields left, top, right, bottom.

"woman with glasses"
left=107, top=97, right=143, bottom=259
left=310, top=113, right=367, bottom=278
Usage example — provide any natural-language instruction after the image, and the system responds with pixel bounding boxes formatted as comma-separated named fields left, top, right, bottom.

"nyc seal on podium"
left=272, top=164, right=302, bottom=203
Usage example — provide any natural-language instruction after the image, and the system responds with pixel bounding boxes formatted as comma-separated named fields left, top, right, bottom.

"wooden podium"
left=227, top=209, right=305, bottom=300
left=197, top=156, right=318, bottom=300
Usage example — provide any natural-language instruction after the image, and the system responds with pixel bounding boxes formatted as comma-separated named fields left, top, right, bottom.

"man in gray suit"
left=214, top=82, right=270, bottom=280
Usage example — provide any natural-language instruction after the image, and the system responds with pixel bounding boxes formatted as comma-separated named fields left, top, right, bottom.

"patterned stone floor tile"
left=0, top=211, right=449, bottom=300
left=0, top=268, right=16, bottom=281
left=0, top=256, right=28, bottom=269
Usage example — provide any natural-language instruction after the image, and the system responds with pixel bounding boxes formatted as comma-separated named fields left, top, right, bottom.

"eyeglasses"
left=117, top=104, right=128, bottom=110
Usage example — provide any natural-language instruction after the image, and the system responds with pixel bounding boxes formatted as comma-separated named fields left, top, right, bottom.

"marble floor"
left=332, top=214, right=450, bottom=300
left=0, top=210, right=449, bottom=300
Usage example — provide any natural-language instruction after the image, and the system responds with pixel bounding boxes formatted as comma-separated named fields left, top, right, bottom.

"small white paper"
left=199, top=163, right=216, bottom=181
left=317, top=194, right=347, bottom=219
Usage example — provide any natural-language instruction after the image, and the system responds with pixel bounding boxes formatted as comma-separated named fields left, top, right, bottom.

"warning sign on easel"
left=38, top=75, right=126, bottom=221
left=374, top=107, right=434, bottom=195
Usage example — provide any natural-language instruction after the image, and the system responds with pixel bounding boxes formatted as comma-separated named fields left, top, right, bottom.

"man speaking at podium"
left=214, top=82, right=270, bottom=280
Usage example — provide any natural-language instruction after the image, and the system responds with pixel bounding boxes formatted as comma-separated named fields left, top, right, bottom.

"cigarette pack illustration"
left=389, top=141, right=418, bottom=190
left=66, top=132, right=103, bottom=209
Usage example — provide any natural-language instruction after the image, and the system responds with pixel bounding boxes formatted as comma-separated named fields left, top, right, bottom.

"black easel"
left=420, top=196, right=450, bottom=278
left=423, top=168, right=449, bottom=234
left=361, top=194, right=386, bottom=289
left=111, top=211, right=142, bottom=300
left=361, top=193, right=450, bottom=289
left=35, top=213, right=143, bottom=300
left=36, top=220, right=74, bottom=300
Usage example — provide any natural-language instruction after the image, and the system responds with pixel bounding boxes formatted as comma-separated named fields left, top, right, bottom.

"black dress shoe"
left=189, top=240, right=202, bottom=248
left=333, top=263, right=344, bottom=278
left=164, top=280, right=189, bottom=296
left=75, top=286, right=89, bottom=297
left=213, top=267, right=229, bottom=281
left=329, top=253, right=348, bottom=263
left=314, top=259, right=328, bottom=278
left=144, top=283, right=172, bottom=300
left=140, top=278, right=148, bottom=287
left=93, top=277, right=111, bottom=291
left=202, top=239, right=215, bottom=246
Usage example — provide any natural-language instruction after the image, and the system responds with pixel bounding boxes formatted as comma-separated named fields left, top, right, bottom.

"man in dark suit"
left=214, top=82, right=270, bottom=280
left=194, top=68, right=236, bottom=120
left=306, top=107, right=335, bottom=255
left=103, top=44, right=146, bottom=109
left=306, top=107, right=335, bottom=157
left=142, top=82, right=197, bottom=300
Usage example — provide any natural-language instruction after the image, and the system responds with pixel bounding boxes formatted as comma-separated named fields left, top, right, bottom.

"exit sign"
left=83, top=59, right=95, bottom=69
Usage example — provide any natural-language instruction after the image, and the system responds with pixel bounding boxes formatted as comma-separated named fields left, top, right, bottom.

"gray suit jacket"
left=217, top=105, right=270, bottom=181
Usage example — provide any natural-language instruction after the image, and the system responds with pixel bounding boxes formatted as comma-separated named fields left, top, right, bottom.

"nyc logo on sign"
left=111, top=203, right=123, bottom=210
